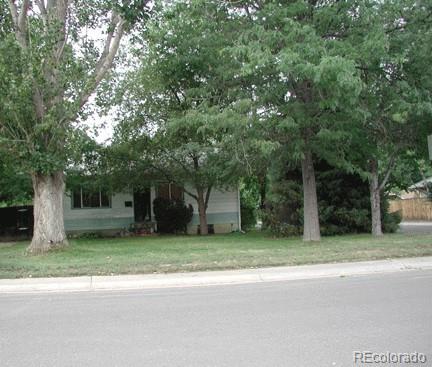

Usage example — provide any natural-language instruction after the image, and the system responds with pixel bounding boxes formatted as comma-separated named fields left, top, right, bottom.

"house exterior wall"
left=183, top=186, right=241, bottom=234
left=63, top=186, right=241, bottom=235
left=63, top=192, right=134, bottom=234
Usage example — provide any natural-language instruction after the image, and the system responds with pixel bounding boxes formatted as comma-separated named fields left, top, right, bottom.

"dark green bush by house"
left=153, top=197, right=193, bottom=234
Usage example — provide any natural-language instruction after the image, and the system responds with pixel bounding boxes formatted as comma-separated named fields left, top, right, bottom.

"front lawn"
left=1, top=231, right=432, bottom=279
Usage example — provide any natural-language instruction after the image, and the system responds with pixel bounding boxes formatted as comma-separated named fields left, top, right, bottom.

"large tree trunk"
left=27, top=171, right=68, bottom=255
left=197, top=188, right=208, bottom=235
left=301, top=149, right=321, bottom=242
left=369, top=159, right=383, bottom=236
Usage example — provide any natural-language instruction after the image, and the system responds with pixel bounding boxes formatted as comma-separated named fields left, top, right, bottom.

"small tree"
left=112, top=0, right=243, bottom=235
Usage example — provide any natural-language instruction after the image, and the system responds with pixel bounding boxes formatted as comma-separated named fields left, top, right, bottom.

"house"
left=388, top=178, right=432, bottom=221
left=63, top=182, right=241, bottom=235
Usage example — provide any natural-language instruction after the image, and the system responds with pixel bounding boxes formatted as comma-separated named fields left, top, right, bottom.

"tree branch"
left=35, top=0, right=48, bottom=28
left=8, top=0, right=30, bottom=47
left=379, top=151, right=398, bottom=191
left=8, top=0, right=19, bottom=28
left=78, top=13, right=126, bottom=110
left=183, top=188, right=198, bottom=201
left=54, top=0, right=68, bottom=61
left=18, top=0, right=30, bottom=35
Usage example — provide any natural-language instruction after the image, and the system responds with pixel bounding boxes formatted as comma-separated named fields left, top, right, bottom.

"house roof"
left=409, top=177, right=432, bottom=190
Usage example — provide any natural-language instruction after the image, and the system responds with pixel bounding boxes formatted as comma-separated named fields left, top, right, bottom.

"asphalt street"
left=399, top=221, right=432, bottom=235
left=1, top=270, right=431, bottom=367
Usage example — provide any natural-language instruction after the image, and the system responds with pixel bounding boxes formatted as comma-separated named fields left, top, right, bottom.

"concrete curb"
left=1, top=256, right=432, bottom=294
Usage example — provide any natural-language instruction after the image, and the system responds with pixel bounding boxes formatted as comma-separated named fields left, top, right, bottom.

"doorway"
left=133, top=189, right=151, bottom=222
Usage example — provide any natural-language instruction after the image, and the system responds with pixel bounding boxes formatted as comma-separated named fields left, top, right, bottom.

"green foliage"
left=316, top=167, right=372, bottom=235
left=382, top=200, right=402, bottom=234
left=239, top=178, right=261, bottom=230
left=240, top=205, right=256, bottom=231
left=260, top=210, right=302, bottom=238
left=68, top=232, right=104, bottom=240
left=262, top=160, right=398, bottom=237
left=340, top=0, right=432, bottom=189
left=1, top=0, right=429, bottom=240
left=111, top=0, right=246, bottom=199
left=153, top=197, right=193, bottom=234
left=0, top=1, right=147, bottom=178
left=0, top=147, right=32, bottom=206
left=226, top=0, right=431, bottom=236
left=230, top=0, right=364, bottom=164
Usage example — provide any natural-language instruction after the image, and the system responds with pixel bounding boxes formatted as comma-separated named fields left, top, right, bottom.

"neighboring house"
left=389, top=178, right=432, bottom=221
left=404, top=178, right=432, bottom=199
left=391, top=178, right=431, bottom=200
left=63, top=182, right=241, bottom=235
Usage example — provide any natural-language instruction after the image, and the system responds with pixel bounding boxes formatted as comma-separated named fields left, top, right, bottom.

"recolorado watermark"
left=353, top=351, right=427, bottom=365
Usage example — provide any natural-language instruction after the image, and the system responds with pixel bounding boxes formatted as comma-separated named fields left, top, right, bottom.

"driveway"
left=399, top=221, right=432, bottom=234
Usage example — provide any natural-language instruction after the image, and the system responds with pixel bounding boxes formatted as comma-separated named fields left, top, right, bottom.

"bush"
left=153, top=197, right=193, bottom=234
left=240, top=178, right=260, bottom=230
left=68, top=232, right=104, bottom=239
left=382, top=200, right=402, bottom=233
left=273, top=223, right=302, bottom=237
left=262, top=160, right=399, bottom=237
left=240, top=204, right=256, bottom=230
left=383, top=211, right=402, bottom=233
left=260, top=209, right=302, bottom=236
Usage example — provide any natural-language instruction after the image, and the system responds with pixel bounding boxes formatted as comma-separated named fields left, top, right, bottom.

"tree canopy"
left=0, top=0, right=150, bottom=253
left=0, top=0, right=431, bottom=248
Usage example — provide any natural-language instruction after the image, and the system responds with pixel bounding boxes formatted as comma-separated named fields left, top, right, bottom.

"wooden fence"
left=389, top=198, right=432, bottom=221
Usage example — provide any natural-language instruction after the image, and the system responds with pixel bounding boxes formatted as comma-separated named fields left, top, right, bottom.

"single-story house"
left=63, top=182, right=241, bottom=235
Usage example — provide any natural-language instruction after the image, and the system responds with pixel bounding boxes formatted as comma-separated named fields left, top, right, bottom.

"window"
left=157, top=183, right=184, bottom=200
left=72, top=188, right=111, bottom=209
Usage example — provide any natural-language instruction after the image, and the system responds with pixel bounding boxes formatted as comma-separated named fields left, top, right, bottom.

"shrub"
left=240, top=178, right=260, bottom=230
left=240, top=204, right=256, bottom=230
left=260, top=209, right=301, bottom=236
left=153, top=197, right=193, bottom=234
left=382, top=200, right=402, bottom=233
left=262, top=160, right=400, bottom=237
left=68, top=232, right=104, bottom=239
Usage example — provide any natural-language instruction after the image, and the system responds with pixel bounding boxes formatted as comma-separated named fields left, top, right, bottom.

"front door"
left=133, top=189, right=151, bottom=222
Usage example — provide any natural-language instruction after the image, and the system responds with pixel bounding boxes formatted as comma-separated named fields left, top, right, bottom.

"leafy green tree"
left=0, top=0, right=149, bottom=253
left=112, top=0, right=244, bottom=235
left=340, top=0, right=432, bottom=235
left=230, top=1, right=363, bottom=241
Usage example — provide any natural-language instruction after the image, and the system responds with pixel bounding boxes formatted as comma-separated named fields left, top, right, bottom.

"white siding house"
left=63, top=192, right=134, bottom=234
left=184, top=187, right=241, bottom=234
left=63, top=185, right=241, bottom=234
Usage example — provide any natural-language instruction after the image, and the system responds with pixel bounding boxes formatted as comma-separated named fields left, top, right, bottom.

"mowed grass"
left=1, top=231, right=432, bottom=279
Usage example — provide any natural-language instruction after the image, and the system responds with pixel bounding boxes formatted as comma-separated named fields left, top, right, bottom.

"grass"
left=1, top=231, right=432, bottom=279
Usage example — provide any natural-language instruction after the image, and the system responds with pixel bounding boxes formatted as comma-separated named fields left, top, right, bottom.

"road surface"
left=399, top=221, right=432, bottom=235
left=1, top=271, right=431, bottom=367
